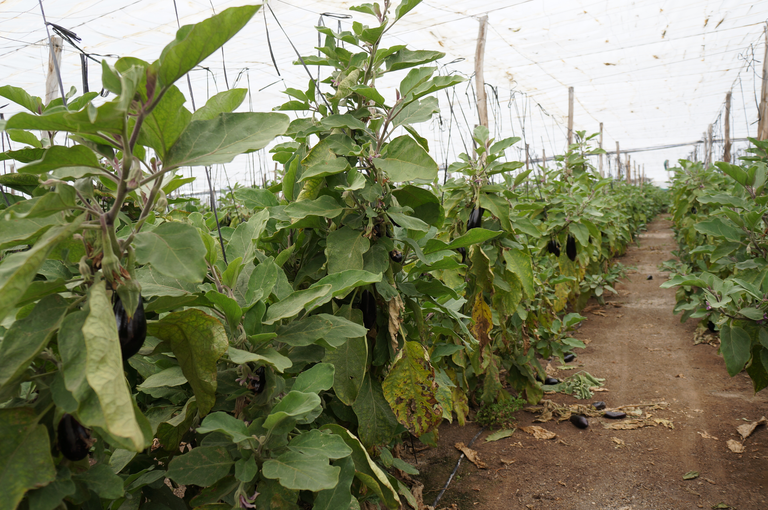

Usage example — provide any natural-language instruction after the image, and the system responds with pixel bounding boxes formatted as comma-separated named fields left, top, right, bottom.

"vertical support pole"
left=45, top=36, right=63, bottom=106
left=615, top=142, right=621, bottom=181
left=525, top=143, right=530, bottom=171
left=598, top=122, right=604, bottom=177
left=626, top=154, right=631, bottom=185
left=567, top=86, right=574, bottom=146
left=724, top=91, right=732, bottom=162
left=474, top=16, right=489, bottom=131
left=706, top=124, right=713, bottom=167
left=542, top=148, right=547, bottom=169
left=758, top=26, right=768, bottom=140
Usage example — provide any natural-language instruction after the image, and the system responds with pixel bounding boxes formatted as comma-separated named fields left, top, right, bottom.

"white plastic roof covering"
left=1, top=0, right=767, bottom=195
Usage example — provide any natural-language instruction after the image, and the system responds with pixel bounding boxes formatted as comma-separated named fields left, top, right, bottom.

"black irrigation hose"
left=432, top=427, right=485, bottom=508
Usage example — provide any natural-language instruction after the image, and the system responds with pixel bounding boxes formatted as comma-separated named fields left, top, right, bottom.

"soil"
left=413, top=215, right=768, bottom=510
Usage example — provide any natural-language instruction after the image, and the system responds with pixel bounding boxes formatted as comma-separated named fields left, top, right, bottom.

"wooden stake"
left=706, top=124, right=713, bottom=167
left=626, top=154, right=631, bottom=185
left=567, top=86, right=574, bottom=146
left=542, top=148, right=547, bottom=169
left=616, top=141, right=620, bottom=180
left=474, top=16, right=489, bottom=130
left=724, top=91, right=732, bottom=162
left=758, top=26, right=768, bottom=140
left=525, top=143, right=530, bottom=171
left=598, top=122, right=604, bottom=177
left=45, top=36, right=63, bottom=106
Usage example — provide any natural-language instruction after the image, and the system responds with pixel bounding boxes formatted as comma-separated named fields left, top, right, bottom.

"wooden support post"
left=525, top=143, right=530, bottom=171
left=706, top=124, right=713, bottom=167
left=626, top=154, right=631, bottom=185
left=724, top=91, right=732, bottom=162
left=45, top=36, right=63, bottom=106
left=758, top=26, right=768, bottom=140
left=598, top=122, right=604, bottom=177
left=542, top=148, right=547, bottom=170
left=567, top=86, right=574, bottom=146
left=616, top=142, right=621, bottom=180
left=474, top=16, right=489, bottom=131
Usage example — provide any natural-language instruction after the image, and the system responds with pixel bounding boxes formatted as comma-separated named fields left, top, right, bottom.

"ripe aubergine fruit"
left=707, top=320, right=717, bottom=333
left=547, top=239, right=561, bottom=257
left=359, top=290, right=377, bottom=330
left=114, top=294, right=147, bottom=360
left=691, top=206, right=697, bottom=214
left=646, top=275, right=653, bottom=280
left=563, top=353, right=576, bottom=363
left=390, top=250, right=403, bottom=263
left=566, top=234, right=577, bottom=262
left=604, top=411, right=627, bottom=419
left=58, top=414, right=90, bottom=461
left=592, top=401, right=607, bottom=410
left=570, top=414, right=589, bottom=429
left=250, top=366, right=266, bottom=395
left=467, top=207, right=484, bottom=230
left=457, top=247, right=467, bottom=264
left=543, top=377, right=560, bottom=385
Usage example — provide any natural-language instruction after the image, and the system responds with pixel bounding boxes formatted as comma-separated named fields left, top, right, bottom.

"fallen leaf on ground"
left=698, top=431, right=718, bottom=440
left=485, top=429, right=515, bottom=443
left=726, top=440, right=745, bottom=454
left=705, top=478, right=716, bottom=485
left=591, top=387, right=609, bottom=392
left=500, top=458, right=515, bottom=465
left=454, top=442, right=487, bottom=468
left=582, top=339, right=592, bottom=345
left=615, top=313, right=624, bottom=318
left=520, top=425, right=556, bottom=440
left=676, top=373, right=685, bottom=378
left=654, top=418, right=674, bottom=429
left=683, top=470, right=699, bottom=480
left=592, top=310, right=607, bottom=317
left=611, top=437, right=625, bottom=448
left=603, top=419, right=650, bottom=430
left=736, top=416, right=767, bottom=440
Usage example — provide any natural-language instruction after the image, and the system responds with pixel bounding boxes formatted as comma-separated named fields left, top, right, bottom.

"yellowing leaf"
left=471, top=294, right=493, bottom=360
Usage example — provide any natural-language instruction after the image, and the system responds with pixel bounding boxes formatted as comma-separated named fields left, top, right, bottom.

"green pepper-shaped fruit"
left=390, top=250, right=403, bottom=263
left=566, top=234, right=577, bottom=262
left=547, top=240, right=561, bottom=257
left=467, top=207, right=484, bottom=230
left=359, top=290, right=377, bottom=330
left=58, top=414, right=90, bottom=461
left=114, top=294, right=147, bottom=360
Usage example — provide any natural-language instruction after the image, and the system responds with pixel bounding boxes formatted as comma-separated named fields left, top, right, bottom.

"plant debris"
left=520, top=425, right=556, bottom=440
left=454, top=442, right=487, bottom=468
left=736, top=416, right=766, bottom=440
left=726, top=440, right=745, bottom=454
left=484, top=429, right=516, bottom=443
left=542, top=371, right=605, bottom=399
left=683, top=470, right=699, bottom=480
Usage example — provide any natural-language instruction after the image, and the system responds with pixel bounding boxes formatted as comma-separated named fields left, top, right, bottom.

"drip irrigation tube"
left=431, top=427, right=485, bottom=508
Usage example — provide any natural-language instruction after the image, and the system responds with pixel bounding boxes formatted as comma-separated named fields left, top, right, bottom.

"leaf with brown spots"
left=471, top=294, right=493, bottom=361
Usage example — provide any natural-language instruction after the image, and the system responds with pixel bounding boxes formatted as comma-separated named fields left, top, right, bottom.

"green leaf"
left=18, top=145, right=102, bottom=176
left=502, top=249, right=535, bottom=299
left=83, top=281, right=145, bottom=450
left=0, top=295, right=68, bottom=395
left=324, top=337, right=367, bottom=405
left=136, top=265, right=199, bottom=298
left=719, top=324, right=751, bottom=377
left=225, top=208, right=269, bottom=263
left=313, top=456, right=354, bottom=510
left=382, top=341, right=442, bottom=437
left=263, top=285, right=333, bottom=324
left=73, top=464, right=124, bottom=499
left=352, top=374, right=400, bottom=448
left=299, top=157, right=350, bottom=181
left=287, top=429, right=352, bottom=459
left=485, top=429, right=516, bottom=443
left=423, top=228, right=502, bottom=254
left=283, top=195, right=345, bottom=221
left=694, top=218, right=743, bottom=242
left=164, top=112, right=289, bottom=170
left=262, top=451, right=340, bottom=491
left=197, top=412, right=250, bottom=443
left=0, top=85, right=43, bottom=113
left=739, top=307, right=765, bottom=321
left=264, top=391, right=322, bottom=431
left=205, top=291, right=243, bottom=331
left=235, top=457, right=258, bottom=483
left=26, top=466, right=75, bottom=510
left=148, top=309, right=229, bottom=415
left=233, top=187, right=279, bottom=209
left=387, top=211, right=429, bottom=231
left=276, top=313, right=368, bottom=348
left=385, top=49, right=443, bottom=72
left=373, top=136, right=437, bottom=182
left=308, top=270, right=383, bottom=309
left=393, top=96, right=438, bottom=127
left=292, top=363, right=335, bottom=393
left=156, top=397, right=198, bottom=451
left=0, top=408, right=56, bottom=510
left=166, top=446, right=234, bottom=487
left=0, top=172, right=40, bottom=195
left=715, top=162, right=750, bottom=186
left=158, top=5, right=260, bottom=87
left=137, top=85, right=191, bottom=159
left=192, top=88, right=247, bottom=122
left=394, top=0, right=422, bottom=20
left=134, top=221, right=208, bottom=282
left=326, top=227, right=370, bottom=274
left=137, top=366, right=187, bottom=391
left=227, top=346, right=292, bottom=372
left=391, top=185, right=441, bottom=226
left=7, top=130, right=42, bottom=149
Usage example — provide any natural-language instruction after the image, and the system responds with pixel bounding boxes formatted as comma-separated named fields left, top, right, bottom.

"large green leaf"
left=391, top=185, right=441, bottom=226
left=158, top=5, right=260, bottom=88
left=312, top=456, right=355, bottom=510
left=0, top=215, right=83, bottom=326
left=325, top=227, right=370, bottom=275
left=502, top=249, right=534, bottom=299
left=136, top=265, right=199, bottom=298
left=18, top=145, right=103, bottom=175
left=392, top=96, right=438, bottom=127
left=73, top=464, right=124, bottom=499
left=83, top=282, right=145, bottom=450
left=134, top=221, right=207, bottom=282
left=263, top=285, right=333, bottom=325
left=0, top=216, right=63, bottom=251
left=292, top=363, right=335, bottom=394
left=227, top=346, right=292, bottom=373
left=0, top=295, right=68, bottom=396
left=156, top=397, right=197, bottom=451
left=276, top=314, right=367, bottom=348
left=352, top=374, right=399, bottom=448
left=166, top=446, right=234, bottom=487
left=719, top=324, right=752, bottom=377
left=164, top=112, right=289, bottom=169
left=287, top=429, right=351, bottom=459
left=197, top=412, right=250, bottom=443
left=192, top=89, right=247, bottom=122
left=0, top=408, right=56, bottom=510
left=282, top=195, right=345, bottom=221
left=373, top=136, right=437, bottom=182
left=225, top=208, right=269, bottom=263
left=0, top=85, right=43, bottom=113
left=148, top=309, right=229, bottom=415
left=263, top=391, right=322, bottom=430
left=307, top=270, right=382, bottom=308
left=381, top=341, right=442, bottom=437
left=233, top=187, right=279, bottom=209
left=324, top=337, right=367, bottom=405
left=262, top=452, right=340, bottom=491
left=138, top=85, right=191, bottom=158
left=694, top=218, right=743, bottom=242
left=422, top=228, right=502, bottom=254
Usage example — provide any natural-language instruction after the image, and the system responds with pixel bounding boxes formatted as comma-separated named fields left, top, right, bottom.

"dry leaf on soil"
left=521, top=425, right=556, bottom=440
left=454, top=442, right=487, bottom=469
left=500, top=458, right=515, bottom=465
left=611, top=437, right=626, bottom=448
left=698, top=431, right=718, bottom=440
left=736, top=416, right=767, bottom=440
left=726, top=439, right=745, bottom=454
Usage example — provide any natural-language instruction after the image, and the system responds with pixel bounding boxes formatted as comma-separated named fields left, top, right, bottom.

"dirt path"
left=416, top=215, right=768, bottom=510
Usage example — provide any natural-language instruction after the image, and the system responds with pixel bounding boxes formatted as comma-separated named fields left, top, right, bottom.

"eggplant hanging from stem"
left=114, top=294, right=147, bottom=360
left=566, top=234, right=577, bottom=262
left=547, top=239, right=561, bottom=257
left=58, top=414, right=90, bottom=461
left=359, top=290, right=377, bottom=330
left=467, top=207, right=484, bottom=230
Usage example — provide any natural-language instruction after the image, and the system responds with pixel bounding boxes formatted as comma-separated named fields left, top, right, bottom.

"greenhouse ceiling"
left=1, top=0, right=767, bottom=193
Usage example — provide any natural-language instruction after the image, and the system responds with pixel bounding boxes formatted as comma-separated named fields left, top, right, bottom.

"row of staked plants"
left=0, top=2, right=665, bottom=509
left=662, top=140, right=768, bottom=392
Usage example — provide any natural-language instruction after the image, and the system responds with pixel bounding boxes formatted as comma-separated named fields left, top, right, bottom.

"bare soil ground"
left=414, top=216, right=768, bottom=510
